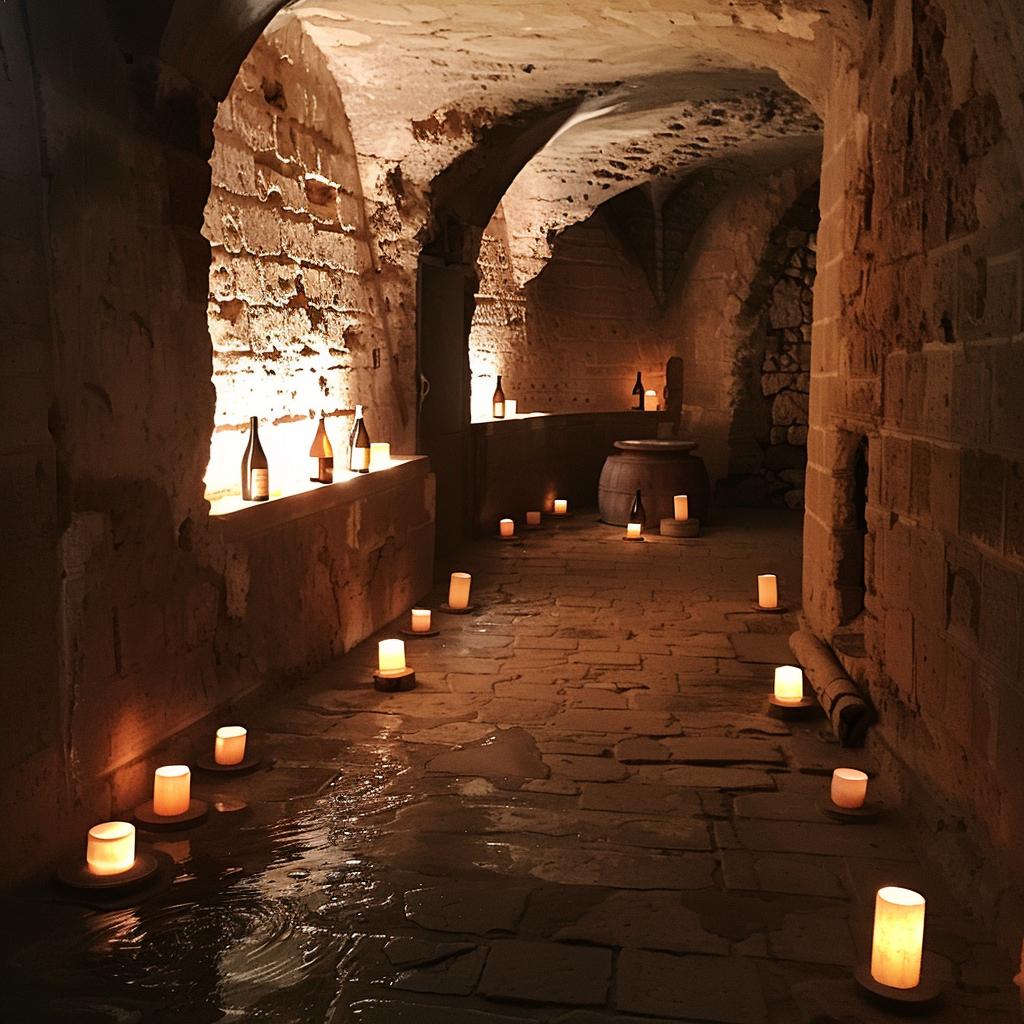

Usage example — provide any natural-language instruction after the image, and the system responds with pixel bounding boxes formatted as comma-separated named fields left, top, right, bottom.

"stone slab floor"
left=2, top=509, right=1020, bottom=1023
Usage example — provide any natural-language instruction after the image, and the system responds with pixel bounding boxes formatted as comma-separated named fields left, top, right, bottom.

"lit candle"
left=831, top=767, right=869, bottom=809
left=411, top=608, right=431, bottom=633
left=758, top=574, right=778, bottom=608
left=871, top=887, right=926, bottom=989
left=774, top=665, right=804, bottom=705
left=674, top=494, right=689, bottom=520
left=86, top=821, right=136, bottom=875
left=215, top=726, right=247, bottom=766
left=554, top=499, right=567, bottom=515
left=369, top=442, right=391, bottom=471
left=448, top=572, right=471, bottom=609
left=153, top=765, right=191, bottom=817
left=526, top=511, right=541, bottom=526
left=499, top=518, right=514, bottom=537
left=506, top=400, right=517, bottom=417
left=626, top=522, right=642, bottom=539
left=645, top=389, right=657, bottom=409
left=378, top=638, right=406, bottom=675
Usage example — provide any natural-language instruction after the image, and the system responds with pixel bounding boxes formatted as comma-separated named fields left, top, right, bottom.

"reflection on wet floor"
left=1, top=510, right=1019, bottom=1022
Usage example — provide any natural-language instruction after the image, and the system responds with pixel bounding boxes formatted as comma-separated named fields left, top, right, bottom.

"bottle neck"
left=354, top=405, right=363, bottom=418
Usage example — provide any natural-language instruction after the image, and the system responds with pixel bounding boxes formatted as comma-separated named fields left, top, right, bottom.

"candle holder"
left=818, top=768, right=880, bottom=821
left=400, top=608, right=439, bottom=638
left=58, top=822, right=162, bottom=894
left=855, top=887, right=941, bottom=1011
left=660, top=517, right=699, bottom=538
left=623, top=524, right=646, bottom=542
left=373, top=665, right=416, bottom=691
left=195, top=726, right=261, bottom=774
left=438, top=602, right=476, bottom=614
left=751, top=602, right=789, bottom=613
left=524, top=512, right=544, bottom=530
left=767, top=692, right=817, bottom=718
left=134, top=766, right=208, bottom=831
left=768, top=665, right=816, bottom=718
left=496, top=519, right=521, bottom=542
left=134, top=799, right=209, bottom=831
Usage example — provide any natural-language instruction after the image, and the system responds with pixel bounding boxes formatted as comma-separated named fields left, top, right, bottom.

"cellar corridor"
left=1, top=511, right=1018, bottom=1022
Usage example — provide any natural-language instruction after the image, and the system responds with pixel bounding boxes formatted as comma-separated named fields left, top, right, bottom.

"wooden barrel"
left=598, top=440, right=711, bottom=525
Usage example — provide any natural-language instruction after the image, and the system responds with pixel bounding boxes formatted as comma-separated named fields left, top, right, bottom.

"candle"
left=369, top=442, right=390, bottom=471
left=554, top=499, right=567, bottom=515
left=831, top=767, right=869, bottom=808
left=626, top=522, right=642, bottom=539
left=645, top=389, right=657, bottom=409
left=448, top=572, right=471, bottom=609
left=378, top=638, right=406, bottom=675
left=215, top=726, right=247, bottom=766
left=526, top=511, right=541, bottom=526
left=86, top=821, right=136, bottom=875
left=774, top=665, right=804, bottom=705
left=499, top=518, right=514, bottom=537
left=871, top=887, right=926, bottom=989
left=153, top=765, right=191, bottom=817
left=506, top=400, right=517, bottom=417
left=674, top=494, right=689, bottom=520
left=758, top=574, right=778, bottom=608
left=411, top=608, right=431, bottom=632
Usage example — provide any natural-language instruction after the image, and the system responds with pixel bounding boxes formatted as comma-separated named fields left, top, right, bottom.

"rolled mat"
left=789, top=629, right=872, bottom=747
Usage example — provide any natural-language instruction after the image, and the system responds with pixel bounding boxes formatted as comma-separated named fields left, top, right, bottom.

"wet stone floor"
left=2, top=509, right=1020, bottom=1023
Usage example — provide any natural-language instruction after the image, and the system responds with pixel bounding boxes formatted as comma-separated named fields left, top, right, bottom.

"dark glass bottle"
left=309, top=415, right=333, bottom=484
left=349, top=404, right=371, bottom=473
left=241, top=416, right=269, bottom=501
left=632, top=372, right=644, bottom=410
left=492, top=375, right=505, bottom=418
left=629, top=489, right=646, bottom=532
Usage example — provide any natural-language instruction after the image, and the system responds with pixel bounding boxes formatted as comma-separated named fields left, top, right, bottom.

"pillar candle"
left=757, top=574, right=778, bottom=608
left=554, top=499, right=567, bottom=515
left=153, top=765, right=191, bottom=817
left=871, top=887, right=926, bottom=989
left=369, top=442, right=390, bottom=471
left=215, top=726, right=247, bottom=766
left=526, top=511, right=541, bottom=525
left=774, top=665, right=804, bottom=704
left=411, top=608, right=431, bottom=633
left=86, top=821, right=136, bottom=875
left=626, top=522, right=642, bottom=539
left=674, top=494, right=689, bottom=520
left=499, top=518, right=514, bottom=537
left=378, top=638, right=406, bottom=674
left=448, top=572, right=471, bottom=609
left=506, top=400, right=517, bottom=417
left=831, top=768, right=869, bottom=808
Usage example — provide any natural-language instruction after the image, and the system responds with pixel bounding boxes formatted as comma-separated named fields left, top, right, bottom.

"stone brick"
left=477, top=941, right=612, bottom=1005
left=617, top=950, right=767, bottom=1023
left=960, top=448, right=1005, bottom=551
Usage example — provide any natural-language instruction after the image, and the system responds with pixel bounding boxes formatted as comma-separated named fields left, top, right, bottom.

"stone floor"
left=3, top=509, right=1020, bottom=1023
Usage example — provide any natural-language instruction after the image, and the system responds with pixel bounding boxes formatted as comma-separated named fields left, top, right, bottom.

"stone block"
left=960, top=448, right=1004, bottom=550
left=880, top=432, right=911, bottom=516
left=909, top=526, right=947, bottom=630
left=979, top=558, right=1020, bottom=675
left=884, top=606, right=915, bottom=703
left=929, top=442, right=960, bottom=535
left=477, top=940, right=612, bottom=1005
left=664, top=738, right=784, bottom=764
left=616, top=950, right=767, bottom=1023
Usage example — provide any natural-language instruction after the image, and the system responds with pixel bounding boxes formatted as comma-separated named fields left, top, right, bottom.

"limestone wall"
left=204, top=22, right=416, bottom=499
left=0, top=3, right=432, bottom=885
left=806, top=0, right=1024, bottom=926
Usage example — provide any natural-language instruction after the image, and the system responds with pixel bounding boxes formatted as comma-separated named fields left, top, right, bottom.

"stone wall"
left=204, top=22, right=416, bottom=499
left=0, top=4, right=432, bottom=885
left=806, top=0, right=1024, bottom=933
left=715, top=186, right=819, bottom=509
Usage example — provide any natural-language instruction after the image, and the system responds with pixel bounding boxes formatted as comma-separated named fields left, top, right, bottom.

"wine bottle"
left=309, top=414, right=333, bottom=484
left=632, top=372, right=645, bottom=411
left=629, top=489, right=646, bottom=532
left=349, top=404, right=371, bottom=473
left=492, top=375, right=505, bottom=418
left=241, top=416, right=269, bottom=501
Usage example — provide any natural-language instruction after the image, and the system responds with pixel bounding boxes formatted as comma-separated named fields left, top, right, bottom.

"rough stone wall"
left=521, top=209, right=664, bottom=413
left=467, top=205, right=528, bottom=419
left=716, top=186, right=819, bottom=509
left=204, top=22, right=414, bottom=498
left=806, top=0, right=1024, bottom=929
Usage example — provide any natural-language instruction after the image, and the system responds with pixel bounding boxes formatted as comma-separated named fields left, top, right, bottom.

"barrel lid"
left=613, top=439, right=699, bottom=452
